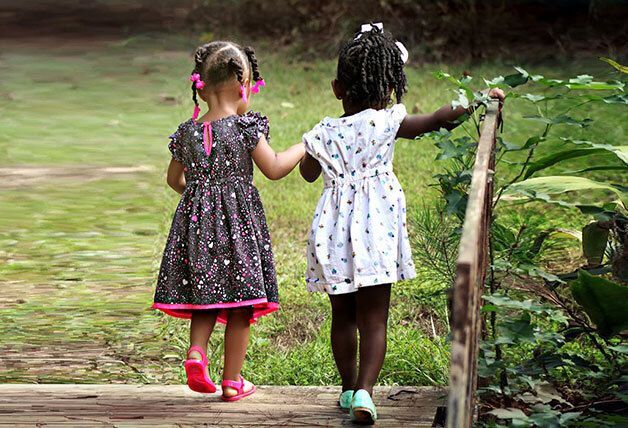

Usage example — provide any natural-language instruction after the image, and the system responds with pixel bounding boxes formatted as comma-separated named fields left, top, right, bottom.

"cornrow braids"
left=243, top=46, right=262, bottom=83
left=228, top=57, right=244, bottom=85
left=337, top=25, right=407, bottom=108
left=189, top=41, right=263, bottom=108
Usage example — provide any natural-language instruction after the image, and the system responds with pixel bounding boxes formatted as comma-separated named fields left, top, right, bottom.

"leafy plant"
left=570, top=270, right=628, bottom=338
left=428, top=58, right=627, bottom=425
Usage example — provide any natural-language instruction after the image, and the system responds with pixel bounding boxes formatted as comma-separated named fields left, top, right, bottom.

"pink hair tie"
left=240, top=85, right=248, bottom=103
left=189, top=73, right=205, bottom=90
left=251, top=79, right=266, bottom=94
left=192, top=104, right=201, bottom=120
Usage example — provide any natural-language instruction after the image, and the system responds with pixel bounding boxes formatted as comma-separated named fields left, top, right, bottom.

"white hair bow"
left=354, top=22, right=409, bottom=64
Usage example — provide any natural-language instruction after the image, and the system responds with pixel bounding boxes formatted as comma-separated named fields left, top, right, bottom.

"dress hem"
left=306, top=267, right=417, bottom=295
left=152, top=299, right=279, bottom=325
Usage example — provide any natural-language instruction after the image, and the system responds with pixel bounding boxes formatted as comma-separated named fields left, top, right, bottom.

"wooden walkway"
left=0, top=384, right=445, bottom=426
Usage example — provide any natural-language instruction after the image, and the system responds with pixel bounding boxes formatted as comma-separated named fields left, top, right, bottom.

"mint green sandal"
left=338, top=390, right=354, bottom=410
left=350, top=389, right=377, bottom=425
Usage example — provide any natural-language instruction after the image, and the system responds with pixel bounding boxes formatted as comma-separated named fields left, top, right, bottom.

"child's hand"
left=487, top=88, right=505, bottom=112
left=397, top=87, right=506, bottom=139
left=488, top=87, right=505, bottom=102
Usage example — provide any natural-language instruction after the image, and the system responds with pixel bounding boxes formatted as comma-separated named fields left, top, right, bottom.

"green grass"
left=0, top=34, right=624, bottom=385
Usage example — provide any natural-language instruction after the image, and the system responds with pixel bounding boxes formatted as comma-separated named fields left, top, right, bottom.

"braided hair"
left=190, top=41, right=263, bottom=108
left=337, top=26, right=407, bottom=108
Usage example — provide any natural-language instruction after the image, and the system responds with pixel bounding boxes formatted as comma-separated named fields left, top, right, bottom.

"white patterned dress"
left=303, top=104, right=416, bottom=294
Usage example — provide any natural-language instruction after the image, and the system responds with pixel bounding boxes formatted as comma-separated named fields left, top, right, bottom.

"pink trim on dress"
left=202, top=121, right=212, bottom=156
left=153, top=298, right=268, bottom=310
left=152, top=299, right=279, bottom=325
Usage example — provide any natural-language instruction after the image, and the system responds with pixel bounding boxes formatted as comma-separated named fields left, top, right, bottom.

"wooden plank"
left=446, top=100, right=500, bottom=428
left=0, top=384, right=445, bottom=426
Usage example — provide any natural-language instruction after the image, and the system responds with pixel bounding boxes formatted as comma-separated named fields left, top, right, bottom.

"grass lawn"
left=0, top=33, right=624, bottom=385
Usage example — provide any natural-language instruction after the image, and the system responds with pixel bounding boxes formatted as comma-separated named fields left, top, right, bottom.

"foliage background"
left=1, top=0, right=627, bottom=61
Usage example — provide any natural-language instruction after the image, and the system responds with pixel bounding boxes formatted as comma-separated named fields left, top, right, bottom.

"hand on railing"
left=479, top=88, right=506, bottom=111
left=487, top=88, right=505, bottom=113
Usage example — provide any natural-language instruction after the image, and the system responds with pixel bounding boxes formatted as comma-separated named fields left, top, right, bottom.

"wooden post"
left=445, top=101, right=499, bottom=428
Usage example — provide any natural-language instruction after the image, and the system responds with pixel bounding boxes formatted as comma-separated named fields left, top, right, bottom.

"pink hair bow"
left=240, top=79, right=266, bottom=103
left=251, top=79, right=266, bottom=94
left=189, top=73, right=205, bottom=90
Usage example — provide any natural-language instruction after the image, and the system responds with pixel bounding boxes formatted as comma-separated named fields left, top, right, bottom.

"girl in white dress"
left=299, top=24, right=504, bottom=424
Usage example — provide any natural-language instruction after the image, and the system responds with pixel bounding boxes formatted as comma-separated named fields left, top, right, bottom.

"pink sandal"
left=184, top=345, right=217, bottom=394
left=221, top=375, right=256, bottom=402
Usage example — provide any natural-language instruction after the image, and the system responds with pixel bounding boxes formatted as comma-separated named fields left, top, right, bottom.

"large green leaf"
left=524, top=148, right=608, bottom=179
left=486, top=67, right=550, bottom=89
left=570, top=270, right=628, bottom=337
left=505, top=176, right=627, bottom=206
left=498, top=136, right=544, bottom=153
left=561, top=138, right=628, bottom=164
left=487, top=67, right=531, bottom=88
left=503, top=72, right=529, bottom=88
left=608, top=344, right=628, bottom=354
left=510, top=92, right=564, bottom=103
left=488, top=407, right=530, bottom=426
left=435, top=136, right=475, bottom=161
left=582, top=222, right=609, bottom=267
left=496, top=313, right=535, bottom=345
left=434, top=71, right=474, bottom=100
left=564, top=165, right=626, bottom=174
left=451, top=88, right=470, bottom=109
left=566, top=80, right=625, bottom=91
left=604, top=94, right=628, bottom=104
left=535, top=73, right=625, bottom=91
left=577, top=204, right=624, bottom=222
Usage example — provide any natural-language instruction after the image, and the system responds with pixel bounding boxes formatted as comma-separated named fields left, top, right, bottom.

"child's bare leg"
left=354, top=284, right=391, bottom=395
left=222, top=307, right=254, bottom=396
left=189, top=310, right=218, bottom=376
left=329, top=292, right=358, bottom=391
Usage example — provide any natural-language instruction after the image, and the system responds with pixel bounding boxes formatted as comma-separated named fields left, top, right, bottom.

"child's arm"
left=251, top=135, right=306, bottom=180
left=299, top=153, right=322, bottom=183
left=397, top=88, right=505, bottom=139
left=166, top=158, right=186, bottom=194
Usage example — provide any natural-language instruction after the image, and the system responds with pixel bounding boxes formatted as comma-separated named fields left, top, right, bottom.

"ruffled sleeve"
left=168, top=123, right=185, bottom=163
left=302, top=124, right=322, bottom=157
left=239, top=111, right=270, bottom=151
left=386, top=103, right=407, bottom=135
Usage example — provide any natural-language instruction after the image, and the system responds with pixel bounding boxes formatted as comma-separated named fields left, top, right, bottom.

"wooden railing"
left=445, top=100, right=500, bottom=428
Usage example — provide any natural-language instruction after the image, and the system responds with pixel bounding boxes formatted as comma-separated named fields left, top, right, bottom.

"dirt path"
left=0, top=165, right=156, bottom=189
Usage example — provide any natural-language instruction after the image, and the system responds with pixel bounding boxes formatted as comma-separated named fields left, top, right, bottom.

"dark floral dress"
left=153, top=112, right=279, bottom=324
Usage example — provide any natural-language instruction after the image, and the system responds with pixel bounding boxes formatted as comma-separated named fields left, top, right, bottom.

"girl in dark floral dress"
left=153, top=41, right=304, bottom=401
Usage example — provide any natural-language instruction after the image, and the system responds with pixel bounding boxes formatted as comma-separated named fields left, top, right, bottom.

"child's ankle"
left=354, top=386, right=373, bottom=396
left=222, top=373, right=240, bottom=382
left=187, top=346, right=206, bottom=360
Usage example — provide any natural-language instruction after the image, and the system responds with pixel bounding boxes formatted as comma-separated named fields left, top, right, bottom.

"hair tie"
left=355, top=22, right=383, bottom=39
left=395, top=41, right=409, bottom=64
left=192, top=104, right=201, bottom=120
left=240, top=85, right=248, bottom=102
left=355, top=22, right=409, bottom=64
left=250, top=79, right=266, bottom=94
left=189, top=73, right=205, bottom=90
